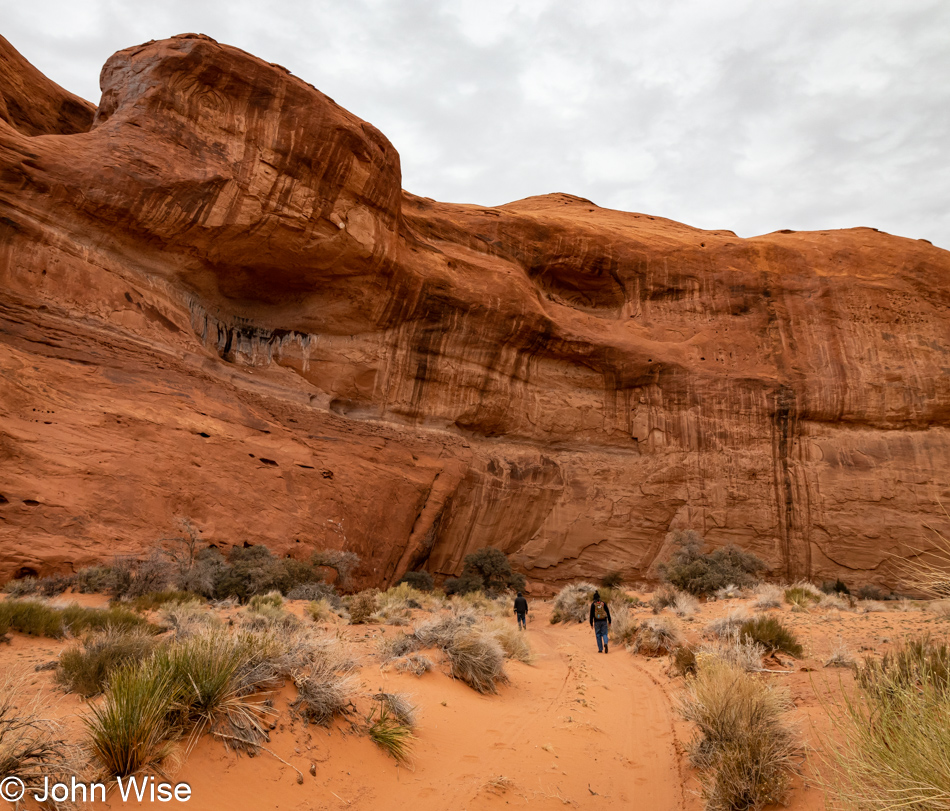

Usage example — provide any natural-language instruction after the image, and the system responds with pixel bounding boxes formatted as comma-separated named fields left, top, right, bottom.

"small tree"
left=446, top=548, right=525, bottom=595
left=657, top=531, right=766, bottom=597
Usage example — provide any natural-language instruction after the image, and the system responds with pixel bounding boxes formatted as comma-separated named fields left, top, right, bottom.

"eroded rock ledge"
left=1, top=33, right=949, bottom=589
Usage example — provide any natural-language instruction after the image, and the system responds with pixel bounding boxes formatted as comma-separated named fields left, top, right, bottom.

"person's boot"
left=604, top=643, right=608, bottom=654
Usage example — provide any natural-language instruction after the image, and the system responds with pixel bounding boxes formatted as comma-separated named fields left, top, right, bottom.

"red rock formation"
left=2, top=34, right=949, bottom=589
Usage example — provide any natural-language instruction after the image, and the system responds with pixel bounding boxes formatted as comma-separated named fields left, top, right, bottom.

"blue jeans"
left=594, top=620, right=609, bottom=651
left=516, top=612, right=527, bottom=629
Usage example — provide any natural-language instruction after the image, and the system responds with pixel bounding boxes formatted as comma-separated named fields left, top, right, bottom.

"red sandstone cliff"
left=1, top=34, right=949, bottom=589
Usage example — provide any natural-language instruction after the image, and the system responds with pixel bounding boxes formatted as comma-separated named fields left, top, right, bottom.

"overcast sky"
left=5, top=0, right=949, bottom=248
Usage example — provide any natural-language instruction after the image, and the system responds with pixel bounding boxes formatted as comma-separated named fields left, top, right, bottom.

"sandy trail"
left=162, top=615, right=686, bottom=811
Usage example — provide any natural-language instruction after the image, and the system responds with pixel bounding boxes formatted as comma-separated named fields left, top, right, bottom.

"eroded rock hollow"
left=2, top=34, right=949, bottom=589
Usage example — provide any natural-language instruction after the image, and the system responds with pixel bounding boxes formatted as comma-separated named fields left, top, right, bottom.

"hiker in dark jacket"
left=589, top=591, right=612, bottom=653
left=514, top=592, right=529, bottom=629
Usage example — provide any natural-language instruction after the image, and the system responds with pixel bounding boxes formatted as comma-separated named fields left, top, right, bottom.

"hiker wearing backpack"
left=514, top=592, right=529, bottom=629
left=589, top=591, right=612, bottom=653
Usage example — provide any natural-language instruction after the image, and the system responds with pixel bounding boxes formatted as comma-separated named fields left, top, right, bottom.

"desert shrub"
left=0, top=600, right=153, bottom=639
left=397, top=571, right=435, bottom=592
left=309, top=549, right=360, bottom=587
left=705, top=608, right=751, bottom=639
left=392, top=653, right=434, bottom=676
left=118, top=552, right=177, bottom=600
left=860, top=600, right=888, bottom=614
left=550, top=582, right=597, bottom=624
left=784, top=582, right=822, bottom=608
left=457, top=590, right=506, bottom=618
left=600, top=571, right=624, bottom=589
left=855, top=583, right=887, bottom=601
left=445, top=548, right=526, bottom=596
left=56, top=628, right=157, bottom=697
left=3, top=574, right=74, bottom=598
left=286, top=581, right=340, bottom=605
left=127, top=590, right=199, bottom=612
left=445, top=632, right=509, bottom=694
left=85, top=659, right=178, bottom=778
left=346, top=590, right=379, bottom=624
left=929, top=600, right=950, bottom=618
left=699, top=632, right=765, bottom=672
left=679, top=659, right=798, bottom=811
left=827, top=636, right=950, bottom=811
left=378, top=582, right=428, bottom=613
left=739, top=615, right=802, bottom=657
left=0, top=668, right=77, bottom=790
left=378, top=633, right=421, bottom=662
left=73, top=564, right=119, bottom=594
left=658, top=530, right=766, bottom=597
left=210, top=546, right=316, bottom=602
left=671, top=645, right=698, bottom=677
left=241, top=603, right=301, bottom=632
left=366, top=696, right=414, bottom=763
left=414, top=610, right=477, bottom=648
left=650, top=586, right=679, bottom=613
left=752, top=584, right=783, bottom=610
left=632, top=618, right=681, bottom=656
left=486, top=620, right=532, bottom=663
left=305, top=598, right=343, bottom=623
left=821, top=579, right=850, bottom=596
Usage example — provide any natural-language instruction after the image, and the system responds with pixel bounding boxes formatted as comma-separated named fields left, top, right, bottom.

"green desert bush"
left=855, top=583, right=887, bottom=601
left=443, top=548, right=526, bottom=596
left=679, top=659, right=798, bottom=811
left=827, top=636, right=950, bottom=811
left=445, top=631, right=509, bottom=694
left=600, top=570, right=624, bottom=589
left=0, top=600, right=153, bottom=639
left=56, top=628, right=157, bottom=697
left=739, top=615, right=803, bottom=657
left=85, top=659, right=178, bottom=778
left=784, top=582, right=822, bottom=608
left=366, top=698, right=414, bottom=763
left=397, top=571, right=435, bottom=592
left=73, top=564, right=118, bottom=594
left=658, top=530, right=767, bottom=597
left=632, top=618, right=681, bottom=656
left=550, top=582, right=597, bottom=624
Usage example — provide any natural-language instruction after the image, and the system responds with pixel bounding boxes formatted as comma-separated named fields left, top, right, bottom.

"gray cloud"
left=5, top=0, right=948, bottom=247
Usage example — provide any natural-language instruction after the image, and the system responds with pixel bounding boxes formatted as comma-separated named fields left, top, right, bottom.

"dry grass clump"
left=456, top=590, right=506, bottom=618
left=859, top=600, right=888, bottom=613
left=673, top=592, right=700, bottom=617
left=739, top=615, right=803, bottom=658
left=550, top=582, right=597, bottom=623
left=290, top=665, right=357, bottom=728
left=392, top=653, right=434, bottom=676
left=611, top=605, right=640, bottom=648
left=56, top=628, right=158, bottom=697
left=752, top=584, right=783, bottom=610
left=679, top=659, right=798, bottom=811
left=305, top=598, right=343, bottom=623
left=159, top=603, right=222, bottom=637
left=1, top=668, right=77, bottom=791
left=699, top=633, right=765, bottom=673
left=929, top=599, right=950, bottom=618
left=715, top=583, right=745, bottom=600
left=650, top=586, right=679, bottom=613
left=705, top=608, right=751, bottom=639
left=240, top=602, right=302, bottom=632
left=824, top=640, right=854, bottom=669
left=372, top=691, right=416, bottom=727
left=127, top=590, right=200, bottom=612
left=826, top=636, right=950, bottom=811
left=671, top=645, right=698, bottom=677
left=414, top=609, right=477, bottom=649
left=445, top=632, right=509, bottom=694
left=819, top=593, right=852, bottom=611
left=378, top=633, right=421, bottom=662
left=485, top=620, right=532, bottom=663
left=632, top=618, right=681, bottom=656
left=366, top=698, right=414, bottom=763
